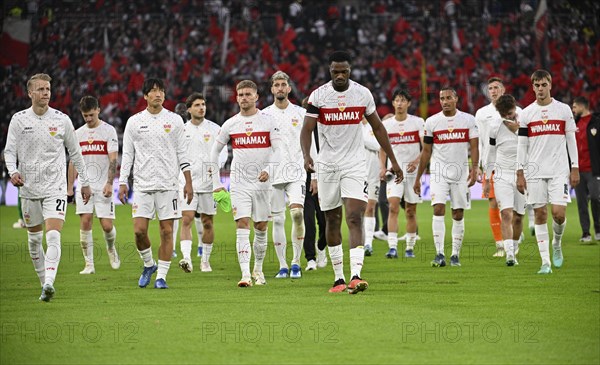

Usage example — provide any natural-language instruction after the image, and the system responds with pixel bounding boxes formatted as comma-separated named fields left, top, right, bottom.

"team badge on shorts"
left=132, top=203, right=138, bottom=214
left=24, top=213, right=31, bottom=224
left=232, top=206, right=237, bottom=218
left=591, top=128, right=597, bottom=136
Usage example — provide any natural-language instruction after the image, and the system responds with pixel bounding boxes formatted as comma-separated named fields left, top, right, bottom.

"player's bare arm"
left=366, top=112, right=403, bottom=183
left=182, top=170, right=193, bottom=204
left=468, top=138, right=479, bottom=187
left=414, top=143, right=432, bottom=195
left=300, top=114, right=317, bottom=173
left=67, top=161, right=77, bottom=197
left=104, top=152, right=117, bottom=197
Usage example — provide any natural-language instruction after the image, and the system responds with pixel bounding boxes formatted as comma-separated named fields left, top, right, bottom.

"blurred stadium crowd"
left=1, top=0, right=599, bottom=150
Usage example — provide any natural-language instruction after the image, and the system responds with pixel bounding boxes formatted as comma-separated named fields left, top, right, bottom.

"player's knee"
left=273, top=212, right=286, bottom=226
left=290, top=207, right=304, bottom=225
left=345, top=209, right=362, bottom=228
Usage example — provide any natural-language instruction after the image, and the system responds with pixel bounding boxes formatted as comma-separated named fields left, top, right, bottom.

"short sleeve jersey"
left=476, top=103, right=523, bottom=168
left=180, top=119, right=221, bottom=193
left=488, top=118, right=519, bottom=177
left=75, top=121, right=118, bottom=192
left=263, top=103, right=307, bottom=184
left=306, top=80, right=376, bottom=170
left=119, top=109, right=190, bottom=192
left=424, top=110, right=478, bottom=182
left=216, top=110, right=280, bottom=190
left=383, top=114, right=425, bottom=175
left=519, top=98, right=576, bottom=178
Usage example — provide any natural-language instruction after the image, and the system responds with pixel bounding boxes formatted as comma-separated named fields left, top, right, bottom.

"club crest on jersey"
left=291, top=117, right=299, bottom=127
left=338, top=102, right=346, bottom=112
left=245, top=128, right=253, bottom=136
left=49, top=126, right=58, bottom=136
left=164, top=124, right=172, bottom=133
left=541, top=110, right=549, bottom=124
left=88, top=137, right=94, bottom=144
left=203, top=132, right=211, bottom=142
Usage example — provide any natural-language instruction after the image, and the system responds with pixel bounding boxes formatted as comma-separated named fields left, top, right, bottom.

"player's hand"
left=103, top=182, right=113, bottom=198
left=390, top=162, right=404, bottom=184
left=118, top=184, right=129, bottom=204
left=516, top=171, right=526, bottom=194
left=476, top=167, right=483, bottom=183
left=80, top=185, right=92, bottom=204
left=67, top=186, right=75, bottom=204
left=502, top=118, right=519, bottom=133
left=258, top=171, right=269, bottom=182
left=304, top=156, right=315, bottom=174
left=183, top=182, right=194, bottom=204
left=10, top=172, right=24, bottom=187
left=310, top=179, right=318, bottom=196
left=379, top=168, right=387, bottom=181
left=413, top=179, right=421, bottom=196
left=570, top=168, right=580, bottom=188
left=406, top=160, right=418, bottom=174
left=467, top=169, right=477, bottom=187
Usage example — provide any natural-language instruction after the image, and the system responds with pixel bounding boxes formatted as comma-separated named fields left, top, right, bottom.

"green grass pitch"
left=0, top=201, right=598, bottom=364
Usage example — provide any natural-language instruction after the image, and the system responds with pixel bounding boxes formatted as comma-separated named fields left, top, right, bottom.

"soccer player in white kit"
left=476, top=77, right=513, bottom=257
left=67, top=96, right=120, bottom=274
left=362, top=117, right=381, bottom=257
left=264, top=71, right=308, bottom=279
left=381, top=89, right=424, bottom=259
left=4, top=73, right=92, bottom=302
left=414, top=87, right=479, bottom=267
left=118, top=78, right=193, bottom=289
left=211, top=80, right=282, bottom=287
left=484, top=94, right=526, bottom=266
left=300, top=51, right=403, bottom=294
left=516, top=69, right=580, bottom=274
left=177, top=92, right=225, bottom=274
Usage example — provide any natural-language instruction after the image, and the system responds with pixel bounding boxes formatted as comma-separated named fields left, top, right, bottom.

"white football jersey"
left=119, top=108, right=190, bottom=192
left=263, top=102, right=306, bottom=184
left=383, top=114, right=424, bottom=175
left=75, top=121, right=118, bottom=192
left=425, top=110, right=478, bottom=182
left=476, top=103, right=522, bottom=168
left=487, top=118, right=518, bottom=178
left=362, top=122, right=380, bottom=184
left=518, top=98, right=577, bottom=179
left=179, top=118, right=223, bottom=193
left=306, top=80, right=376, bottom=171
left=5, top=107, right=89, bottom=199
left=216, top=110, right=280, bottom=190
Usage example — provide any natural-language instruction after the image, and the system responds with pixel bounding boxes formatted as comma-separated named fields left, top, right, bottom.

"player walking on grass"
left=67, top=96, right=120, bottom=274
left=380, top=89, right=424, bottom=259
left=516, top=69, right=579, bottom=274
left=484, top=94, right=526, bottom=266
left=211, top=80, right=281, bottom=287
left=264, top=71, right=310, bottom=280
left=414, top=87, right=479, bottom=268
left=118, top=78, right=193, bottom=289
left=476, top=77, right=523, bottom=257
left=5, top=73, right=92, bottom=302
left=300, top=50, right=403, bottom=294
left=177, top=92, right=225, bottom=274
